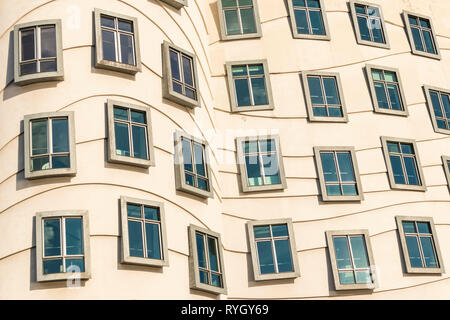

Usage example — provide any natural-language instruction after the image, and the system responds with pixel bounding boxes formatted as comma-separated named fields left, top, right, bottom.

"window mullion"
left=318, top=76, right=329, bottom=116
left=190, top=140, right=197, bottom=187
left=141, top=206, right=148, bottom=259
left=237, top=7, right=244, bottom=35
left=48, top=118, right=53, bottom=169
left=346, top=236, right=358, bottom=282
left=269, top=226, right=279, bottom=274
left=61, top=217, right=66, bottom=272
left=305, top=8, right=313, bottom=35
left=414, top=223, right=427, bottom=267
left=333, top=152, right=344, bottom=194
left=36, top=26, right=41, bottom=72
left=257, top=140, right=266, bottom=185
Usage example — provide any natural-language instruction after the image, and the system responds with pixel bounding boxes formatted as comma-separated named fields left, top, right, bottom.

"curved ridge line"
left=192, top=0, right=209, bottom=35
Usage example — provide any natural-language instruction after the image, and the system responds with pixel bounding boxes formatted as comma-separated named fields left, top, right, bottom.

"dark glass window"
left=354, top=4, right=385, bottom=44
left=292, top=0, right=326, bottom=35
left=169, top=48, right=197, bottom=101
left=195, top=231, right=223, bottom=288
left=386, top=141, right=422, bottom=186
left=371, top=69, right=404, bottom=111
left=319, top=151, right=358, bottom=197
left=232, top=64, right=268, bottom=107
left=402, top=221, right=439, bottom=269
left=181, top=137, right=210, bottom=192
left=100, top=15, right=136, bottom=65
left=428, top=90, right=450, bottom=131
left=307, top=75, right=344, bottom=118
left=222, top=0, right=257, bottom=36
left=407, top=15, right=437, bottom=55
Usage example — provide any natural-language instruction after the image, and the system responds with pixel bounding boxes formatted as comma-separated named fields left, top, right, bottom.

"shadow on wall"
left=208, top=0, right=221, bottom=38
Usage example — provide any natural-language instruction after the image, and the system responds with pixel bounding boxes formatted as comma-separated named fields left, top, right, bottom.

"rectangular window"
left=403, top=11, right=440, bottom=60
left=236, top=135, right=287, bottom=193
left=107, top=99, right=155, bottom=168
left=226, top=60, right=274, bottom=112
left=120, top=196, right=169, bottom=267
left=14, top=19, right=63, bottom=85
left=326, top=230, right=375, bottom=291
left=24, top=111, right=77, bottom=179
left=314, top=147, right=364, bottom=201
left=247, top=219, right=300, bottom=281
left=396, top=216, right=445, bottom=274
left=301, top=71, right=348, bottom=122
left=36, top=210, right=91, bottom=282
left=443, top=156, right=450, bottom=190
left=423, top=85, right=450, bottom=135
left=217, top=0, right=262, bottom=40
left=94, top=9, right=141, bottom=74
left=287, top=0, right=330, bottom=40
left=188, top=225, right=227, bottom=295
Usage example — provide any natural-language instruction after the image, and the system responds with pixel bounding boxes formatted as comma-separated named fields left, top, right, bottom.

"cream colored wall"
left=0, top=0, right=449, bottom=299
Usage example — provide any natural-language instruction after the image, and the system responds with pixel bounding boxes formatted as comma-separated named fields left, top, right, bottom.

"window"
left=94, top=9, right=142, bottom=74
left=174, top=131, right=213, bottom=198
left=13, top=19, right=63, bottom=85
left=107, top=99, right=155, bottom=168
left=120, top=196, right=169, bottom=267
left=380, top=137, right=426, bottom=191
left=301, top=71, right=348, bottom=122
left=188, top=225, right=227, bottom=295
left=349, top=1, right=389, bottom=49
left=423, top=85, right=450, bottom=135
left=286, top=0, right=330, bottom=40
left=36, top=210, right=91, bottom=282
left=313, top=147, right=364, bottom=201
left=162, top=41, right=200, bottom=108
left=396, top=216, right=445, bottom=274
left=160, top=0, right=187, bottom=9
left=217, top=0, right=262, bottom=40
left=236, top=135, right=287, bottom=193
left=443, top=156, right=450, bottom=191
left=24, top=111, right=77, bottom=179
left=365, top=64, right=408, bottom=116
left=226, top=60, right=274, bottom=112
left=402, top=11, right=441, bottom=60
left=326, top=230, right=376, bottom=291
left=247, top=219, right=300, bottom=281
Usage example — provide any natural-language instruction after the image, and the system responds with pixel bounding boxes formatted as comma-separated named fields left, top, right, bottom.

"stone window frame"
left=188, top=224, right=227, bottom=295
left=286, top=0, right=331, bottom=40
left=300, top=71, right=349, bottom=123
left=349, top=0, right=390, bottom=49
left=217, top=0, right=263, bottom=41
left=402, top=10, right=441, bottom=60
left=13, top=19, right=64, bottom=86
left=443, top=156, right=450, bottom=190
left=325, top=229, right=376, bottom=291
left=313, top=146, right=364, bottom=202
left=162, top=41, right=200, bottom=108
left=395, top=216, right=445, bottom=274
left=160, top=0, right=187, bottom=9
left=380, top=136, right=427, bottom=192
left=36, top=210, right=91, bottom=282
left=247, top=218, right=300, bottom=281
left=173, top=131, right=214, bottom=199
left=24, top=111, right=77, bottom=180
left=423, top=85, right=450, bottom=135
left=120, top=196, right=169, bottom=267
left=94, top=8, right=142, bottom=75
left=236, top=134, right=287, bottom=193
left=365, top=64, right=408, bottom=117
left=225, top=59, right=274, bottom=112
left=107, top=99, right=155, bottom=168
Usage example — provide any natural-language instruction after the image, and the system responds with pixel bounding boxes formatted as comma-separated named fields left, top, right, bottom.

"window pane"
left=65, top=218, right=83, bottom=255
left=374, top=82, right=389, bottom=109
left=333, top=237, right=352, bottom=269
left=422, top=30, right=435, bottom=54
left=337, top=152, right=355, bottom=182
left=411, top=27, right=424, bottom=52
left=31, top=120, right=48, bottom=155
left=20, top=62, right=37, bottom=75
left=313, top=106, right=327, bottom=116
left=419, top=18, right=431, bottom=28
left=430, top=92, right=443, bottom=117
left=367, top=6, right=380, bottom=17
left=294, top=9, right=309, bottom=34
left=272, top=224, right=288, bottom=237
left=387, top=142, right=400, bottom=153
left=307, top=0, right=320, bottom=8
left=128, top=220, right=144, bottom=257
left=244, top=141, right=258, bottom=154
left=172, top=81, right=183, bottom=94
left=342, top=184, right=357, bottom=196
left=245, top=155, right=263, bottom=186
left=114, top=107, right=128, bottom=120
left=43, top=259, right=63, bottom=274
left=238, top=0, right=252, bottom=6
left=207, top=237, right=219, bottom=272
left=52, top=155, right=70, bottom=168
left=193, top=143, right=206, bottom=177
left=309, top=10, right=325, bottom=35
left=350, top=236, right=369, bottom=268
left=408, top=16, right=418, bottom=26
left=101, top=16, right=115, bottom=28
left=293, top=0, right=306, bottom=6
left=21, top=28, right=35, bottom=61
left=144, top=206, right=159, bottom=221
left=119, top=34, right=134, bottom=65
left=248, top=64, right=264, bottom=76
left=320, top=153, right=338, bottom=182
left=170, top=50, right=180, bottom=81
left=417, top=222, right=431, bottom=234
left=308, top=77, right=324, bottom=104
left=182, top=139, right=193, bottom=172
left=262, top=154, right=280, bottom=184
left=441, top=94, right=450, bottom=118
left=355, top=4, right=366, bottom=14
left=387, top=84, right=402, bottom=110
left=357, top=16, right=371, bottom=41
left=52, top=119, right=69, bottom=153
left=339, top=271, right=355, bottom=284
left=384, top=71, right=397, bottom=82
left=132, top=125, right=147, bottom=159
left=222, top=0, right=237, bottom=7
left=240, top=8, right=257, bottom=34
left=404, top=157, right=419, bottom=185
left=196, top=233, right=207, bottom=269
left=145, top=223, right=161, bottom=260
left=323, top=78, right=340, bottom=105
left=259, top=139, right=275, bottom=153
left=101, top=30, right=116, bottom=62
left=389, top=155, right=406, bottom=184
left=182, top=56, right=194, bottom=86
left=199, top=270, right=209, bottom=284
left=355, top=270, right=372, bottom=283
left=371, top=69, right=383, bottom=81
left=326, top=184, right=342, bottom=196
left=65, top=258, right=85, bottom=273
left=328, top=107, right=343, bottom=117
left=420, top=237, right=438, bottom=268
left=40, top=59, right=57, bottom=72
left=40, top=26, right=56, bottom=58
left=402, top=221, right=417, bottom=234
left=235, top=79, right=252, bottom=106
left=274, top=239, right=293, bottom=272
left=185, top=173, right=195, bottom=187
left=44, top=219, right=61, bottom=257
left=130, top=110, right=145, bottom=124
left=114, top=122, right=130, bottom=156
left=211, top=274, right=222, bottom=287
left=224, top=10, right=241, bottom=35
left=197, top=178, right=208, bottom=191
left=254, top=226, right=270, bottom=238
left=127, top=204, right=141, bottom=218
left=232, top=65, right=247, bottom=77
left=370, top=19, right=384, bottom=43
left=118, top=20, right=133, bottom=32
left=32, top=157, right=50, bottom=171
left=405, top=236, right=423, bottom=267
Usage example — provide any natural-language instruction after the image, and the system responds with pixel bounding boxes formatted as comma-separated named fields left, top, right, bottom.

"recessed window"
left=236, top=135, right=287, bottom=193
left=380, top=137, right=426, bottom=191
left=36, top=210, right=91, bottom=282
left=349, top=1, right=389, bottom=48
left=286, top=0, right=330, bottom=40
left=226, top=60, right=274, bottom=112
left=217, top=0, right=262, bottom=40
left=326, top=230, right=376, bottom=291
left=443, top=156, right=450, bottom=190
left=313, top=147, right=364, bottom=201
left=247, top=219, right=300, bottom=281
left=174, top=131, right=213, bottom=198
left=423, top=85, right=450, bottom=135
left=365, top=64, right=408, bottom=116
left=120, top=196, right=169, bottom=267
left=24, top=111, right=77, bottom=179
left=402, top=11, right=440, bottom=60
left=396, top=216, right=445, bottom=274
left=162, top=41, right=200, bottom=108
left=107, top=99, right=155, bottom=168
left=188, top=225, right=227, bottom=295
left=13, top=19, right=63, bottom=85
left=94, top=9, right=142, bottom=74
left=160, top=0, right=187, bottom=9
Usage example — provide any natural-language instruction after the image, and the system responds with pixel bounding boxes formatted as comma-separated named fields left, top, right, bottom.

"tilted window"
left=160, top=0, right=187, bottom=9
left=442, top=156, right=450, bottom=190
left=24, top=111, right=77, bottom=179
left=217, top=0, right=262, bottom=40
left=287, top=0, right=330, bottom=40
left=423, top=85, right=450, bottom=135
left=14, top=19, right=63, bottom=85
left=402, top=11, right=440, bottom=60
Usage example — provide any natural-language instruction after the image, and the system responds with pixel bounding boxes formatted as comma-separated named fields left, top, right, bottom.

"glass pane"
left=114, top=122, right=130, bottom=156
left=333, top=237, right=352, bottom=269
left=199, top=270, right=209, bottom=284
left=374, top=82, right=389, bottom=109
left=326, top=184, right=342, bottom=196
left=20, top=62, right=37, bottom=75
left=145, top=223, right=161, bottom=260
left=144, top=207, right=159, bottom=221
left=207, top=237, right=219, bottom=272
left=114, top=107, right=128, bottom=120
left=419, top=18, right=431, bottom=28
left=422, top=30, right=435, bottom=54
left=367, top=6, right=380, bottom=17
left=21, top=28, right=35, bottom=61
left=238, top=0, right=252, bottom=6
left=293, top=0, right=306, bottom=7
left=235, top=79, right=252, bottom=106
left=371, top=69, right=383, bottom=81
left=408, top=16, right=418, bottom=26
left=411, top=27, right=424, bottom=52
left=420, top=237, right=438, bottom=268
left=127, top=204, right=141, bottom=218
left=224, top=10, right=241, bottom=35
left=44, top=219, right=61, bottom=257
left=320, top=153, right=338, bottom=182
left=307, top=0, right=320, bottom=8
left=130, top=110, right=145, bottom=124
left=355, top=4, right=366, bottom=14
left=259, top=139, right=275, bottom=153
left=232, top=65, right=247, bottom=77
left=185, top=173, right=194, bottom=187
left=355, top=270, right=372, bottom=283
left=211, top=274, right=222, bottom=287
left=52, top=155, right=68, bottom=169
left=119, top=34, right=134, bottom=65
left=244, top=141, right=257, bottom=154
left=387, top=142, right=400, bottom=153
left=173, top=81, right=182, bottom=94
left=262, top=154, right=280, bottom=185
left=430, top=92, right=443, bottom=117
left=342, top=184, right=357, bottom=196
left=309, top=10, right=325, bottom=35
left=118, top=20, right=133, bottom=32
left=193, top=143, right=206, bottom=177
left=196, top=233, right=206, bottom=269
left=441, top=94, right=450, bottom=118
left=390, top=155, right=406, bottom=184
left=245, top=155, right=263, bottom=186
left=400, top=143, right=414, bottom=154
left=132, top=125, right=148, bottom=159
left=40, top=60, right=57, bottom=72
left=404, top=157, right=419, bottom=185
left=387, top=84, right=402, bottom=110
left=222, top=0, right=237, bottom=8
left=31, top=157, right=50, bottom=171
left=313, top=106, right=327, bottom=117
left=40, top=26, right=56, bottom=58
left=182, top=139, right=193, bottom=172
left=437, top=119, right=446, bottom=129
left=402, top=221, right=417, bottom=234
left=274, top=239, right=293, bottom=272
left=294, top=9, right=309, bottom=34
left=128, top=220, right=144, bottom=257
left=240, top=8, right=257, bottom=34
left=417, top=222, right=431, bottom=234
left=272, top=224, right=288, bottom=237
left=52, top=119, right=69, bottom=153
left=350, top=236, right=369, bottom=268
left=101, top=16, right=115, bottom=28
left=357, top=16, right=371, bottom=41
left=328, top=107, right=343, bottom=117
left=31, top=120, right=48, bottom=155
left=254, top=226, right=270, bottom=238
left=384, top=71, right=397, bottom=82
left=65, top=218, right=83, bottom=255
left=101, top=30, right=116, bottom=62
left=43, top=259, right=63, bottom=274
left=248, top=64, right=264, bottom=75
left=65, top=258, right=85, bottom=273
left=405, top=236, right=423, bottom=267
left=339, top=271, right=355, bottom=284
left=185, top=88, right=196, bottom=100
left=308, top=77, right=324, bottom=105
left=323, top=78, right=340, bottom=105
left=197, top=178, right=208, bottom=191
left=337, top=152, right=355, bottom=182
left=370, top=19, right=384, bottom=43
left=182, top=55, right=194, bottom=86
left=170, top=50, right=180, bottom=81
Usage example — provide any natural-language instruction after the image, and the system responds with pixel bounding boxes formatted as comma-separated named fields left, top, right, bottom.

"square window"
left=13, top=19, right=63, bottom=85
left=94, top=9, right=142, bottom=74
left=107, top=99, right=155, bottom=168
left=24, top=111, right=77, bottom=179
left=36, top=210, right=91, bottom=282
left=226, top=60, right=274, bottom=112
left=160, top=0, right=188, bottom=9
left=286, top=0, right=331, bottom=40
left=442, top=156, right=450, bottom=191
left=423, top=85, right=450, bottom=135
left=217, top=0, right=262, bottom=40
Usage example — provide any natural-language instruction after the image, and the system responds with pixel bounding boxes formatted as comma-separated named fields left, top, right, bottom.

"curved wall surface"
left=0, top=0, right=449, bottom=299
